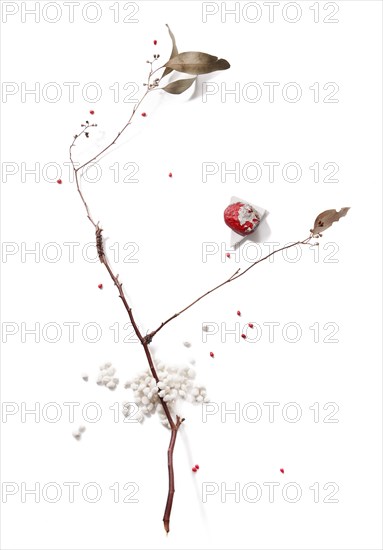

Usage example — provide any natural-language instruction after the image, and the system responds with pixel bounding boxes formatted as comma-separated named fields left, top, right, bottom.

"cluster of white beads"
left=97, top=362, right=119, bottom=390
left=125, top=360, right=209, bottom=428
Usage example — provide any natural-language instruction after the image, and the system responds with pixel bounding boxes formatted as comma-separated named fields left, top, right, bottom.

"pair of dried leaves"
left=160, top=24, right=230, bottom=95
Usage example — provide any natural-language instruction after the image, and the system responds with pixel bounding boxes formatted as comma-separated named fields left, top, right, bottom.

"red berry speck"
left=237, top=310, right=241, bottom=316
left=210, top=352, right=214, bottom=358
left=168, top=172, right=173, bottom=178
left=154, top=40, right=157, bottom=45
left=280, top=468, right=284, bottom=474
left=141, top=112, right=147, bottom=117
left=195, top=464, right=199, bottom=470
left=98, top=284, right=103, bottom=289
left=241, top=334, right=247, bottom=339
left=192, top=467, right=197, bottom=473
left=248, top=323, right=254, bottom=329
left=57, top=179, right=62, bottom=184
left=89, top=110, right=95, bottom=115
left=226, top=253, right=231, bottom=258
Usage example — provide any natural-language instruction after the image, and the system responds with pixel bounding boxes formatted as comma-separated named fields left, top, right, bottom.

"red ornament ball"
left=224, top=202, right=260, bottom=236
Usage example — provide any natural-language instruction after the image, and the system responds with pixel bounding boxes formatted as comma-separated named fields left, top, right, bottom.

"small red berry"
left=141, top=112, right=147, bottom=117
left=248, top=323, right=254, bottom=329
left=195, top=464, right=199, bottom=470
left=280, top=468, right=284, bottom=474
left=153, top=40, right=157, bottom=45
left=241, top=334, right=247, bottom=339
left=192, top=467, right=197, bottom=473
left=89, top=110, right=95, bottom=115
left=57, top=179, right=62, bottom=184
left=168, top=172, right=173, bottom=178
left=98, top=284, right=103, bottom=289
left=237, top=310, right=241, bottom=316
left=210, top=352, right=214, bottom=358
left=226, top=253, right=231, bottom=258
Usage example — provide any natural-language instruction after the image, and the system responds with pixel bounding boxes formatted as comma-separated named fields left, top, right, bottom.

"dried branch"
left=67, top=27, right=346, bottom=536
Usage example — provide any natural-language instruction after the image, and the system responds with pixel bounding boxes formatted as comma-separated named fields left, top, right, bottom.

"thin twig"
left=148, top=237, right=313, bottom=339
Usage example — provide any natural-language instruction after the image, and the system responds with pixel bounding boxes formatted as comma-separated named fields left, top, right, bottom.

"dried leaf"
left=162, top=24, right=178, bottom=79
left=161, top=77, right=196, bottom=95
left=311, top=208, right=350, bottom=235
left=164, top=51, right=230, bottom=75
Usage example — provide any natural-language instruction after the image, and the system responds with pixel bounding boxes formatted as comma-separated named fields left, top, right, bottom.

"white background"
left=1, top=1, right=382, bottom=549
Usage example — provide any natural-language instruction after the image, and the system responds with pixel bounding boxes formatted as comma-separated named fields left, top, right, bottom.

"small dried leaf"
left=162, top=77, right=196, bottom=95
left=164, top=51, right=230, bottom=75
left=311, top=207, right=350, bottom=235
left=162, top=24, right=178, bottom=79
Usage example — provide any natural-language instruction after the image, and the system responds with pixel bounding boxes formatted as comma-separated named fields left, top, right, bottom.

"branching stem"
left=69, top=60, right=314, bottom=534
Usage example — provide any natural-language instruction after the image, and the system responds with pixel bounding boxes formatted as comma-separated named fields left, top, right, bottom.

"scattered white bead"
left=82, top=373, right=89, bottom=382
left=183, top=341, right=192, bottom=348
left=97, top=362, right=119, bottom=390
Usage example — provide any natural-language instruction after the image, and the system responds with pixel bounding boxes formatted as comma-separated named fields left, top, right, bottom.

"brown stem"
left=149, top=237, right=313, bottom=339
left=163, top=416, right=184, bottom=534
